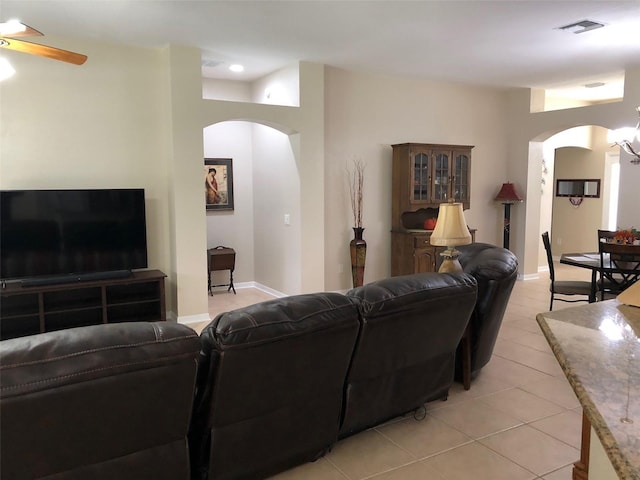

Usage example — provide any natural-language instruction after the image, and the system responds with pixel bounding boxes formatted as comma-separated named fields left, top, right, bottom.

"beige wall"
left=252, top=124, right=302, bottom=294
left=200, top=62, right=324, bottom=296
left=163, top=45, right=210, bottom=321
left=2, top=33, right=639, bottom=320
left=323, top=67, right=511, bottom=289
left=203, top=121, right=255, bottom=287
left=539, top=126, right=596, bottom=267
left=506, top=70, right=640, bottom=278
left=0, top=36, right=176, bottom=313
left=551, top=128, right=612, bottom=256
left=203, top=80, right=255, bottom=288
left=251, top=65, right=302, bottom=294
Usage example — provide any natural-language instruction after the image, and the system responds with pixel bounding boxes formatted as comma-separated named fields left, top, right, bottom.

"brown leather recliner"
left=340, top=272, right=478, bottom=438
left=0, top=322, right=201, bottom=480
left=190, top=292, right=360, bottom=480
left=456, top=243, right=518, bottom=386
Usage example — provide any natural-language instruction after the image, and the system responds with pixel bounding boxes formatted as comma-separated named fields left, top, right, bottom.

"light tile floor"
left=190, top=264, right=593, bottom=480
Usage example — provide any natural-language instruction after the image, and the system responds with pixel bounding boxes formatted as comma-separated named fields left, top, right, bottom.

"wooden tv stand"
left=0, top=270, right=166, bottom=340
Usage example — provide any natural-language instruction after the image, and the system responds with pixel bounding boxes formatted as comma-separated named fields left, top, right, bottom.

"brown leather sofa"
left=1, top=244, right=514, bottom=480
left=189, top=292, right=360, bottom=480
left=456, top=243, right=518, bottom=385
left=0, top=322, right=201, bottom=480
left=190, top=272, right=477, bottom=480
left=339, top=272, right=477, bottom=438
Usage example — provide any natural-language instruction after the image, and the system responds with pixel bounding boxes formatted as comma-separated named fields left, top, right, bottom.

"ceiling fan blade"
left=11, top=25, right=43, bottom=37
left=0, top=21, right=43, bottom=37
left=0, top=37, right=87, bottom=65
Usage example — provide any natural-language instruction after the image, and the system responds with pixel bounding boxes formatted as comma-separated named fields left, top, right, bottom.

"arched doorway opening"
left=537, top=125, right=619, bottom=271
left=203, top=120, right=302, bottom=296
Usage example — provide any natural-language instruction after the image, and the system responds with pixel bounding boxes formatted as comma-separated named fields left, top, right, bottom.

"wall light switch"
left=284, top=214, right=291, bottom=225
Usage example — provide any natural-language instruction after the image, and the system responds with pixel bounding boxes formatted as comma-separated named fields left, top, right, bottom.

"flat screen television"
left=1, top=189, right=148, bottom=285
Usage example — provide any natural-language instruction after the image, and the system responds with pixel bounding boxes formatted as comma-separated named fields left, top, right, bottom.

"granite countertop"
left=536, top=300, right=640, bottom=480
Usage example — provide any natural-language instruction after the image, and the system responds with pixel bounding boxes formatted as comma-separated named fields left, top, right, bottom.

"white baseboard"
left=234, top=281, right=287, bottom=298
left=174, top=282, right=286, bottom=326
left=177, top=313, right=210, bottom=325
left=518, top=272, right=540, bottom=281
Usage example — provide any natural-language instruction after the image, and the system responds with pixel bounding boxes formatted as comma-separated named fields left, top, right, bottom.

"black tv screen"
left=1, top=189, right=148, bottom=281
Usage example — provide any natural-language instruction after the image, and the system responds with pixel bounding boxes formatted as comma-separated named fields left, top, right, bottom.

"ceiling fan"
left=0, top=20, right=87, bottom=65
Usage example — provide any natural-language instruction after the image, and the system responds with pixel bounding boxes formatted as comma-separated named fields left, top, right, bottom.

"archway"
left=534, top=125, right=619, bottom=272
left=203, top=120, right=302, bottom=295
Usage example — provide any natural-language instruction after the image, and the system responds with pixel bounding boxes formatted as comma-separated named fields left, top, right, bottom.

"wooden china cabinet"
left=391, top=143, right=475, bottom=276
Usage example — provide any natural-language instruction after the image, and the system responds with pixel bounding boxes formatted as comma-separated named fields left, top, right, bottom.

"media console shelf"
left=0, top=270, right=166, bottom=340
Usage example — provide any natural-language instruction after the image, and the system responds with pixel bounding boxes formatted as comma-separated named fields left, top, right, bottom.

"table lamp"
left=430, top=202, right=472, bottom=272
left=494, top=182, right=523, bottom=250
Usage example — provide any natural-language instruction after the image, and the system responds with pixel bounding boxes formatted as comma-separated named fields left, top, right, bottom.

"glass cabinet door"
left=411, top=151, right=431, bottom=202
left=453, top=152, right=470, bottom=202
left=432, top=151, right=450, bottom=202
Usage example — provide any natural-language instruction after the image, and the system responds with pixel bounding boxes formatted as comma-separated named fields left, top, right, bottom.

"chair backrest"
left=598, top=229, right=617, bottom=243
left=541, top=231, right=555, bottom=282
left=598, top=242, right=640, bottom=292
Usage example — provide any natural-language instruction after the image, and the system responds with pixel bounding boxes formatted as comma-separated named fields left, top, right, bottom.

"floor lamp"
left=494, top=182, right=523, bottom=250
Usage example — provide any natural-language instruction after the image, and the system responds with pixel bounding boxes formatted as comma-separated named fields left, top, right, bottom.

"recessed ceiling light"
left=585, top=82, right=605, bottom=89
left=229, top=64, right=244, bottom=73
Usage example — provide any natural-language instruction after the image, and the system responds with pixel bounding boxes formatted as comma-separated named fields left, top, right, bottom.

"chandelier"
left=611, top=106, right=640, bottom=165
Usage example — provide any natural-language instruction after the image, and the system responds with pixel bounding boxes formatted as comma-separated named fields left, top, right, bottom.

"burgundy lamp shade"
left=494, top=183, right=523, bottom=203
left=495, top=182, right=522, bottom=250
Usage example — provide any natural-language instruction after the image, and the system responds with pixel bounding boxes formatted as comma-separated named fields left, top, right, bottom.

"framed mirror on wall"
left=555, top=179, right=601, bottom=198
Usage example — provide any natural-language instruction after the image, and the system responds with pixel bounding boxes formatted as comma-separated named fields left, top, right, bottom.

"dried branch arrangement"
left=347, top=158, right=366, bottom=228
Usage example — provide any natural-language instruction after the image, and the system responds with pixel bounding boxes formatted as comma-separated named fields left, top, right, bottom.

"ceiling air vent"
left=202, top=58, right=223, bottom=68
left=557, top=20, right=605, bottom=34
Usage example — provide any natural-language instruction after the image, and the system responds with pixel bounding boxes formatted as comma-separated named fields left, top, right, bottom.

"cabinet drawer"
left=1, top=293, right=40, bottom=317
left=1, top=316, right=41, bottom=340
left=107, top=281, right=160, bottom=305
left=413, top=235, right=432, bottom=247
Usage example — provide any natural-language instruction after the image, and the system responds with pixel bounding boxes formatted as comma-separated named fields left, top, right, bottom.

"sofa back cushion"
left=191, top=292, right=359, bottom=480
left=457, top=243, right=518, bottom=375
left=341, top=272, right=477, bottom=437
left=0, top=322, right=201, bottom=480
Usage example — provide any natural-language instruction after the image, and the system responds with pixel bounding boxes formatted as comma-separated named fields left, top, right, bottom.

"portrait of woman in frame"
left=205, top=158, right=234, bottom=211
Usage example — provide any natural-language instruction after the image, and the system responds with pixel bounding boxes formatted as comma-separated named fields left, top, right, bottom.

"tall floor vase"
left=350, top=227, right=367, bottom=288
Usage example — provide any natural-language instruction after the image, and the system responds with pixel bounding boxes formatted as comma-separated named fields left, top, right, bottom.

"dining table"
left=560, top=249, right=640, bottom=301
left=560, top=252, right=601, bottom=300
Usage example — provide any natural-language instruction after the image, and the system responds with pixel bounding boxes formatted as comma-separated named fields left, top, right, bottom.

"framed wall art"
left=205, top=158, right=234, bottom=211
left=555, top=179, right=600, bottom=198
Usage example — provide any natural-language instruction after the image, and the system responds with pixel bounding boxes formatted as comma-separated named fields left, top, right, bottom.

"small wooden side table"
left=207, top=246, right=236, bottom=295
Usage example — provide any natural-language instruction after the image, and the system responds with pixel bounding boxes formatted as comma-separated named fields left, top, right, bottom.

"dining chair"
left=596, top=230, right=617, bottom=297
left=597, top=229, right=617, bottom=243
left=542, top=232, right=593, bottom=310
left=598, top=241, right=640, bottom=300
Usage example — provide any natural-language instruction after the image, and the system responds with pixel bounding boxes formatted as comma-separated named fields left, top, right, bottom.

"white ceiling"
left=2, top=0, right=640, bottom=100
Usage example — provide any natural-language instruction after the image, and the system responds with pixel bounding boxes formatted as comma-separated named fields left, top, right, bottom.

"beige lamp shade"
left=430, top=203, right=472, bottom=247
